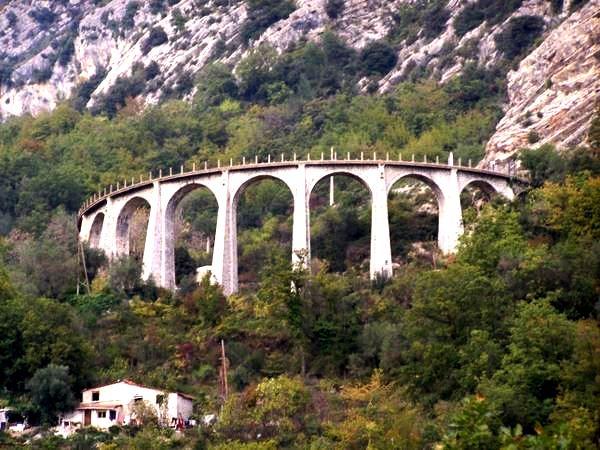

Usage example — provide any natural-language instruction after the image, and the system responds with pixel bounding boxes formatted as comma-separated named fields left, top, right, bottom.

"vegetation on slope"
left=0, top=26, right=598, bottom=449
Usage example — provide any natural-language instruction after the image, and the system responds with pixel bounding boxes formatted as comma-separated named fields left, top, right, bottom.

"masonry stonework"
left=78, top=156, right=522, bottom=296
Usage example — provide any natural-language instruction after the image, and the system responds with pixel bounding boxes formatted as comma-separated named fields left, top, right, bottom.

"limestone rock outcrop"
left=0, top=0, right=597, bottom=162
left=483, top=0, right=600, bottom=166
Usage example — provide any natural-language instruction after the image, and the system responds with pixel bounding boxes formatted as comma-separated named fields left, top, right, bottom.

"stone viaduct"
left=78, top=152, right=524, bottom=296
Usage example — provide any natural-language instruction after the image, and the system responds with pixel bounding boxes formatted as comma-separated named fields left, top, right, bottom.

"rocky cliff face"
left=0, top=0, right=597, bottom=161
left=483, top=1, right=600, bottom=166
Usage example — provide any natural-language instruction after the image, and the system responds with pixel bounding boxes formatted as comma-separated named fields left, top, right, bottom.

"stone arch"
left=308, top=171, right=374, bottom=273
left=89, top=212, right=105, bottom=248
left=308, top=170, right=374, bottom=199
left=163, top=182, right=220, bottom=288
left=232, top=174, right=295, bottom=286
left=386, top=173, right=444, bottom=208
left=386, top=173, right=444, bottom=263
left=460, top=179, right=498, bottom=199
left=115, top=196, right=151, bottom=257
left=231, top=173, right=296, bottom=208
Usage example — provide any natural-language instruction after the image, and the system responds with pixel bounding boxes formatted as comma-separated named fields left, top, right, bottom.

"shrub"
left=570, top=0, right=590, bottom=11
left=527, top=130, right=540, bottom=144
left=454, top=0, right=523, bottom=37
left=57, top=35, right=75, bottom=66
left=141, top=26, right=168, bottom=55
left=359, top=41, right=398, bottom=76
left=28, top=7, right=56, bottom=30
left=149, top=0, right=166, bottom=15
left=0, top=61, right=14, bottom=87
left=325, top=0, right=344, bottom=19
left=144, top=61, right=160, bottom=80
left=71, top=68, right=107, bottom=111
left=122, top=1, right=140, bottom=29
left=31, top=65, right=54, bottom=84
left=495, top=15, right=545, bottom=60
left=6, top=11, right=18, bottom=28
left=241, top=0, right=296, bottom=44
left=548, top=0, right=564, bottom=13
left=422, top=1, right=451, bottom=39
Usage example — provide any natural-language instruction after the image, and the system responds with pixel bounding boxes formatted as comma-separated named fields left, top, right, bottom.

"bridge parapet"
left=78, top=152, right=526, bottom=219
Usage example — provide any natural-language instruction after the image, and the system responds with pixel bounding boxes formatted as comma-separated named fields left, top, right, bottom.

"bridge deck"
left=78, top=158, right=528, bottom=219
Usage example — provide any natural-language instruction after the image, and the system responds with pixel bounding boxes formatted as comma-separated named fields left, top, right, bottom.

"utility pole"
left=219, top=339, right=229, bottom=401
left=76, top=239, right=91, bottom=295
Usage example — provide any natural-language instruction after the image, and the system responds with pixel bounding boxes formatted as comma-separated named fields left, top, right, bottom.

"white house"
left=59, top=380, right=193, bottom=433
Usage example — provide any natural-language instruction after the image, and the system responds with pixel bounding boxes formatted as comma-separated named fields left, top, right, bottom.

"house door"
left=84, top=410, right=91, bottom=426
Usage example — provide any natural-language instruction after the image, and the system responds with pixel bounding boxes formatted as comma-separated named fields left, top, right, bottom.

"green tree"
left=27, top=364, right=77, bottom=425
left=400, top=264, right=510, bottom=405
left=481, top=299, right=575, bottom=431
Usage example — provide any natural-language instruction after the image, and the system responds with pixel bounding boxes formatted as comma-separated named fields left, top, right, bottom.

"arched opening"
left=116, top=197, right=151, bottom=261
left=460, top=180, right=497, bottom=228
left=164, top=184, right=219, bottom=290
left=387, top=175, right=441, bottom=267
left=89, top=213, right=105, bottom=248
left=235, top=176, right=294, bottom=290
left=309, top=173, right=371, bottom=274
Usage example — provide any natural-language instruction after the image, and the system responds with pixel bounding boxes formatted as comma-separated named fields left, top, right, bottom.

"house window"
left=109, top=410, right=116, bottom=421
left=97, top=411, right=106, bottom=418
left=156, top=394, right=164, bottom=405
left=92, top=391, right=100, bottom=401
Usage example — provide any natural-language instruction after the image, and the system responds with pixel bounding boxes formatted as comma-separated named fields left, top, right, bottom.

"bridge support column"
left=370, top=166, right=393, bottom=280
left=99, top=197, right=118, bottom=260
left=212, top=171, right=238, bottom=296
left=292, top=164, right=310, bottom=269
left=142, top=182, right=165, bottom=287
left=438, top=169, right=464, bottom=254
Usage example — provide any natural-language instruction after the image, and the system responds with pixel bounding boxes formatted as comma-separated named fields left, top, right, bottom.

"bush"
left=6, top=11, right=18, bottom=28
left=325, top=0, right=344, bottom=19
left=570, top=0, right=590, bottom=11
left=144, top=61, right=160, bottom=80
left=241, top=0, right=296, bottom=44
left=359, top=41, right=397, bottom=76
left=527, top=130, right=540, bottom=144
left=71, top=68, right=106, bottom=111
left=422, top=2, right=450, bottom=39
left=454, top=0, right=523, bottom=37
left=57, top=35, right=76, bottom=66
left=28, top=7, right=56, bottom=30
left=141, top=26, right=168, bottom=55
left=548, top=0, right=564, bottom=13
left=495, top=15, right=545, bottom=60
left=149, top=0, right=166, bottom=15
left=122, top=1, right=140, bottom=29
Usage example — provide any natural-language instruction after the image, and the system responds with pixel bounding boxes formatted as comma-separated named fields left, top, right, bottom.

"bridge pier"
left=437, top=168, right=464, bottom=254
left=370, top=166, right=393, bottom=279
left=211, top=171, right=238, bottom=296
left=292, top=164, right=310, bottom=269
left=142, top=182, right=165, bottom=287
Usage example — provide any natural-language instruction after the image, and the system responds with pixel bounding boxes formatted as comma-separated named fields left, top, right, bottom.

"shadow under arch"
left=460, top=179, right=499, bottom=200
left=460, top=179, right=500, bottom=213
left=309, top=171, right=373, bottom=273
left=387, top=173, right=443, bottom=262
left=116, top=197, right=151, bottom=257
left=233, top=174, right=295, bottom=288
left=163, top=182, right=220, bottom=288
left=89, top=212, right=105, bottom=248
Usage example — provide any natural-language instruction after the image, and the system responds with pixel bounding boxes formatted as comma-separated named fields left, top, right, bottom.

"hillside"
left=0, top=0, right=599, bottom=448
left=0, top=0, right=598, bottom=163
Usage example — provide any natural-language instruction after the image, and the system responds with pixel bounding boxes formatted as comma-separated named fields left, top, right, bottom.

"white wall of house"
left=61, top=381, right=193, bottom=431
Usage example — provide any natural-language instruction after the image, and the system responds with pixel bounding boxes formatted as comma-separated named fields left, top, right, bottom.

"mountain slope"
left=0, top=0, right=597, bottom=161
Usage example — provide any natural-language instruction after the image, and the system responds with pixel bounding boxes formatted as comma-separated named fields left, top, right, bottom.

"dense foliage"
left=0, top=26, right=598, bottom=449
